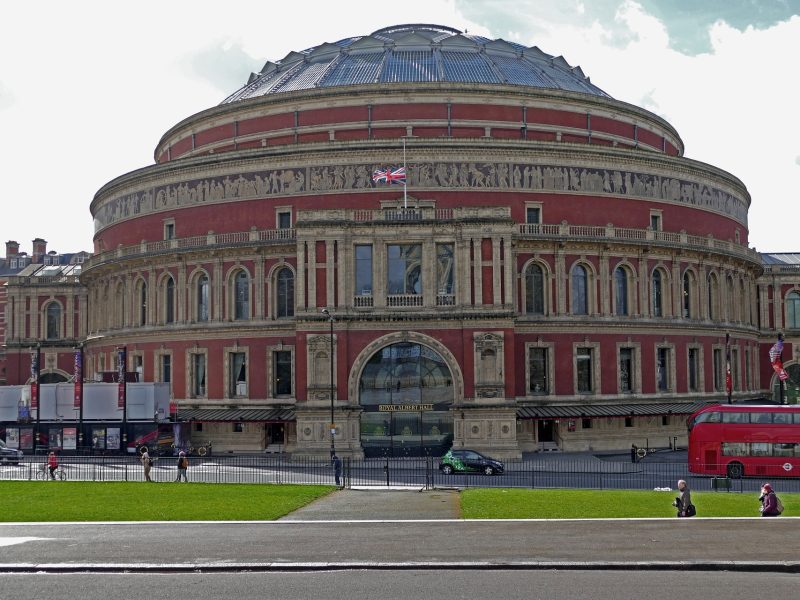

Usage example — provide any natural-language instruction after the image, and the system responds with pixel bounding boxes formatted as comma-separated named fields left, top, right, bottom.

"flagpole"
left=402, top=137, right=407, bottom=210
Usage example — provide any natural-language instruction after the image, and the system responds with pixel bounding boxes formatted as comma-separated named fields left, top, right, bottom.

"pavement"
left=280, top=488, right=461, bottom=520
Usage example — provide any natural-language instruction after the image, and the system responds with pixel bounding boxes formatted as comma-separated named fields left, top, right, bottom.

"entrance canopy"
left=516, top=401, right=713, bottom=420
left=177, top=408, right=294, bottom=422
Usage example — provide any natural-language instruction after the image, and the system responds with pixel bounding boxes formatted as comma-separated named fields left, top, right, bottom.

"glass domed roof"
left=222, top=24, right=609, bottom=104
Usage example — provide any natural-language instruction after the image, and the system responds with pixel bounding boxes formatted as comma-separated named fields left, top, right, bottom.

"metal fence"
left=3, top=455, right=799, bottom=494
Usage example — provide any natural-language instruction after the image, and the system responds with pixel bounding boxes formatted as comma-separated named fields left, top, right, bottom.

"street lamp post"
left=321, top=308, right=335, bottom=458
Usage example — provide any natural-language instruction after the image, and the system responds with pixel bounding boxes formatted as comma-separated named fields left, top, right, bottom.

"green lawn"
left=0, top=482, right=334, bottom=522
left=461, top=488, right=800, bottom=519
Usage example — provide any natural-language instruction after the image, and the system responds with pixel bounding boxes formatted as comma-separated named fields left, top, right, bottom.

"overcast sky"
left=1, top=0, right=798, bottom=255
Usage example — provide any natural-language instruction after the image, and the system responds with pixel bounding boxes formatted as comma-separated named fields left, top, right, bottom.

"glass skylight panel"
left=323, top=53, right=383, bottom=86
left=380, top=51, right=437, bottom=83
left=492, top=55, right=556, bottom=88
left=441, top=52, right=500, bottom=83
left=276, top=60, right=335, bottom=92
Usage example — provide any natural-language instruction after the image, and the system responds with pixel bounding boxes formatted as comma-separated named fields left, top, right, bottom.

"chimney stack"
left=5, top=240, right=19, bottom=258
left=32, top=238, right=47, bottom=262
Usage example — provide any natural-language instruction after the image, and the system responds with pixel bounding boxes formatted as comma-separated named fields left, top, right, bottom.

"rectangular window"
left=164, top=222, right=175, bottom=240
left=662, top=415, right=669, bottom=426
left=650, top=213, right=661, bottom=231
left=656, top=348, right=669, bottom=392
left=355, top=244, right=373, bottom=296
left=195, top=422, right=203, bottom=432
left=229, top=352, right=246, bottom=397
left=619, top=347, right=633, bottom=393
left=713, top=349, right=723, bottom=392
left=581, top=418, right=592, bottom=429
left=526, top=207, right=541, bottom=224
left=161, top=354, right=171, bottom=383
left=387, top=244, right=422, bottom=295
left=528, top=348, right=548, bottom=394
left=274, top=350, right=292, bottom=396
left=576, top=347, right=593, bottom=393
left=722, top=412, right=749, bottom=424
left=191, top=354, right=206, bottom=397
left=233, top=423, right=244, bottom=433
left=436, top=243, right=454, bottom=296
left=625, top=417, right=634, bottom=428
left=722, top=442, right=748, bottom=456
left=277, top=211, right=291, bottom=229
left=688, top=348, right=699, bottom=392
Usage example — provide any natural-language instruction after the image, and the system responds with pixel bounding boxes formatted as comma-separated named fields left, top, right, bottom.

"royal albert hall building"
left=71, top=24, right=791, bottom=458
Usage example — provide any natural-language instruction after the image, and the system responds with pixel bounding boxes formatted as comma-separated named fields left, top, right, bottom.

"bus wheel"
left=727, top=462, right=744, bottom=479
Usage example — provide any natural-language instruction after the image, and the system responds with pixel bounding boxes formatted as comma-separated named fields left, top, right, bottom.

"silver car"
left=0, top=439, right=23, bottom=465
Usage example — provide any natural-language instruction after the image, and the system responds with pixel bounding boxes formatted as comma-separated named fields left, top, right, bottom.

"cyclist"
left=47, top=452, right=59, bottom=480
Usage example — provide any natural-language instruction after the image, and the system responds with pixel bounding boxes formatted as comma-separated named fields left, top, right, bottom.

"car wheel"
left=727, top=462, right=744, bottom=479
left=483, top=466, right=495, bottom=476
left=442, top=465, right=454, bottom=475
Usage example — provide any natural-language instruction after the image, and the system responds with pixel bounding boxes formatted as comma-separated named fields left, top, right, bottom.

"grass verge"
left=461, top=488, right=800, bottom=519
left=0, top=482, right=334, bottom=522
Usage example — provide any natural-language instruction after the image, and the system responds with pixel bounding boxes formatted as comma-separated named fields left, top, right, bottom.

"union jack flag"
left=769, top=337, right=789, bottom=381
left=372, top=166, right=406, bottom=185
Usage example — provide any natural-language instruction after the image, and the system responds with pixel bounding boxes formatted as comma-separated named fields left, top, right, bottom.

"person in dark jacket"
left=759, top=483, right=779, bottom=517
left=674, top=479, right=695, bottom=517
left=332, top=454, right=342, bottom=488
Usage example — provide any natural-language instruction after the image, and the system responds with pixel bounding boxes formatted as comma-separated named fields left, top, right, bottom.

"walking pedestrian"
left=673, top=479, right=696, bottom=517
left=332, top=454, right=342, bottom=488
left=759, top=483, right=782, bottom=517
left=140, top=449, right=153, bottom=482
left=175, top=451, right=189, bottom=482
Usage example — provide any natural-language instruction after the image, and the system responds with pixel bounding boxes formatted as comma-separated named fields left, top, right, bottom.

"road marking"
left=0, top=537, right=49, bottom=547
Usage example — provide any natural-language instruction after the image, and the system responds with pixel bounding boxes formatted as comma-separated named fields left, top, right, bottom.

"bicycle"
left=35, top=463, right=67, bottom=481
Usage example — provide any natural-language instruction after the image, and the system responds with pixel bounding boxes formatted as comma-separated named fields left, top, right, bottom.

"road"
left=2, top=519, right=799, bottom=567
left=2, top=571, right=799, bottom=600
left=1, top=453, right=788, bottom=493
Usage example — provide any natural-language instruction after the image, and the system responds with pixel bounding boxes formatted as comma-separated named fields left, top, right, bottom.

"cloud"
left=182, top=40, right=261, bottom=95
left=0, top=81, right=15, bottom=110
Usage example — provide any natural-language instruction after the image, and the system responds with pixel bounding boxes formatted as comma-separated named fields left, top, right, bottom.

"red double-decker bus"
left=687, top=404, right=800, bottom=478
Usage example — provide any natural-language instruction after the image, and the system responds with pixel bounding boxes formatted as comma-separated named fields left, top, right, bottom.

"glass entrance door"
left=359, top=342, right=455, bottom=457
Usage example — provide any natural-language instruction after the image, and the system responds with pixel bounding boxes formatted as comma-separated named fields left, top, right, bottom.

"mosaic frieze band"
left=94, top=161, right=747, bottom=231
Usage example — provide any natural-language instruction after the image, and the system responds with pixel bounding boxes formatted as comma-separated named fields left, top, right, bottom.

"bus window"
left=689, top=411, right=720, bottom=429
left=722, top=442, right=748, bottom=456
left=773, top=413, right=791, bottom=425
left=795, top=413, right=800, bottom=425
left=752, top=413, right=772, bottom=424
left=751, top=443, right=770, bottom=456
left=773, top=443, right=796, bottom=457
left=722, top=412, right=749, bottom=424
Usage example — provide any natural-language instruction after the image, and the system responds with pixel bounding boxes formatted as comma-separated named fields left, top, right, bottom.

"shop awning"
left=177, top=408, right=295, bottom=422
left=516, top=401, right=714, bottom=420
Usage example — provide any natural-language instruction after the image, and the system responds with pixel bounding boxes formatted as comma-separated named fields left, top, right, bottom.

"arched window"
left=234, top=271, right=249, bottom=320
left=197, top=274, right=209, bottom=322
left=276, top=268, right=294, bottom=318
left=165, top=277, right=175, bottom=324
left=787, top=291, right=800, bottom=329
left=614, top=266, right=628, bottom=316
left=525, top=263, right=545, bottom=315
left=138, top=281, right=147, bottom=326
left=652, top=269, right=663, bottom=317
left=707, top=273, right=719, bottom=320
left=682, top=272, right=692, bottom=318
left=45, top=302, right=61, bottom=340
left=571, top=264, right=588, bottom=315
